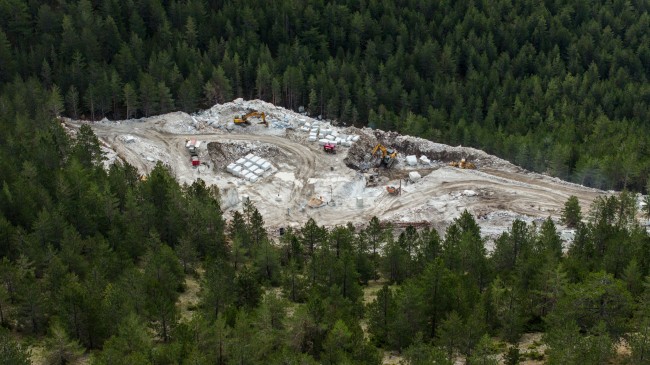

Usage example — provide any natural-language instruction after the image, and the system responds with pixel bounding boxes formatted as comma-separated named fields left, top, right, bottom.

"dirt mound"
left=207, top=141, right=280, bottom=169
left=199, top=98, right=311, bottom=129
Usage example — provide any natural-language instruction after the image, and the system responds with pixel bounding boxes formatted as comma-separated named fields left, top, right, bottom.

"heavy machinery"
left=371, top=144, right=398, bottom=168
left=186, top=138, right=201, bottom=156
left=449, top=158, right=476, bottom=169
left=323, top=143, right=336, bottom=154
left=386, top=179, right=402, bottom=195
left=307, top=196, right=326, bottom=208
left=366, top=171, right=380, bottom=187
left=234, top=111, right=268, bottom=127
left=386, top=186, right=401, bottom=195
left=186, top=139, right=200, bottom=166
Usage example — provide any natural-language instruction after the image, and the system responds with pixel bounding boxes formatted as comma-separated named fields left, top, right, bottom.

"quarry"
left=63, top=98, right=607, bottom=248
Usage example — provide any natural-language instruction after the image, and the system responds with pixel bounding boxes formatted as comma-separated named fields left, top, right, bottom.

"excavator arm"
left=372, top=143, right=387, bottom=157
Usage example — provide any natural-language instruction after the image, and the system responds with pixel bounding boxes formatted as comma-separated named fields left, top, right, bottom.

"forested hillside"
left=1, top=129, right=650, bottom=364
left=1, top=0, right=649, bottom=190
left=2, top=1, right=650, bottom=364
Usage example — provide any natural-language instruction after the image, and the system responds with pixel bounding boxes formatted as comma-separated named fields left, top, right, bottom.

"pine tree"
left=123, top=83, right=139, bottom=118
left=201, top=257, right=234, bottom=320
left=561, top=196, right=582, bottom=228
left=47, top=85, right=65, bottom=118
left=142, top=244, right=183, bottom=342
left=65, top=86, right=80, bottom=119
left=235, top=267, right=261, bottom=309
left=0, top=328, right=30, bottom=365
left=72, top=124, right=104, bottom=168
left=43, top=321, right=85, bottom=365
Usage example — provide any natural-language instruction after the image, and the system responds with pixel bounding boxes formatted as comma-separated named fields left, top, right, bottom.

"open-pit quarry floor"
left=64, top=99, right=606, bottom=248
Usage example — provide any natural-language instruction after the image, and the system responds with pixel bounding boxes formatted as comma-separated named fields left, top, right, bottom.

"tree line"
left=1, top=0, right=650, bottom=190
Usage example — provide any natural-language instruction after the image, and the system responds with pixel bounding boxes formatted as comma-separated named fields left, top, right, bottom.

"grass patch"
left=177, top=272, right=202, bottom=322
left=362, top=278, right=391, bottom=305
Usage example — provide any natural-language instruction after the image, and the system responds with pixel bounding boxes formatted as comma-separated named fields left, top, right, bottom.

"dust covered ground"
left=63, top=99, right=607, bottom=247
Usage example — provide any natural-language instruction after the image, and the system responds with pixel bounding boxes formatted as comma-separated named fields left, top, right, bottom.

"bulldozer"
left=234, top=111, right=268, bottom=127
left=371, top=143, right=397, bottom=168
left=449, top=158, right=476, bottom=169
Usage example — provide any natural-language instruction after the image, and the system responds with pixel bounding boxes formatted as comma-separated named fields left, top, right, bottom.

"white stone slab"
left=409, top=171, right=422, bottom=182
left=406, top=155, right=418, bottom=166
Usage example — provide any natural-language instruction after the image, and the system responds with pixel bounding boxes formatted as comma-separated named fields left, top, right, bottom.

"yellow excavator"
left=371, top=143, right=397, bottom=168
left=234, top=111, right=268, bottom=127
left=449, top=158, right=476, bottom=169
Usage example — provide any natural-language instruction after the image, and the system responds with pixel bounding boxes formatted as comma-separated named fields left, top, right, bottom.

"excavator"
left=234, top=111, right=268, bottom=127
left=449, top=158, right=476, bottom=169
left=371, top=143, right=398, bottom=168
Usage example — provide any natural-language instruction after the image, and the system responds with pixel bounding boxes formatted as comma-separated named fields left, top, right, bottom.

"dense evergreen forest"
left=1, top=126, right=650, bottom=364
left=1, top=0, right=650, bottom=190
left=2, top=0, right=650, bottom=364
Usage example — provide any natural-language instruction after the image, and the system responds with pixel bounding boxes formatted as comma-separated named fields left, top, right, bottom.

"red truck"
left=323, top=143, right=336, bottom=154
left=187, top=139, right=201, bottom=166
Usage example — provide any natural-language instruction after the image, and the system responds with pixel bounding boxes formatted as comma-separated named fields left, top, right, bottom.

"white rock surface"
left=406, top=155, right=418, bottom=166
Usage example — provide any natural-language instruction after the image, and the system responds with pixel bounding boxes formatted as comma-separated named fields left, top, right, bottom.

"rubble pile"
left=343, top=126, right=520, bottom=172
